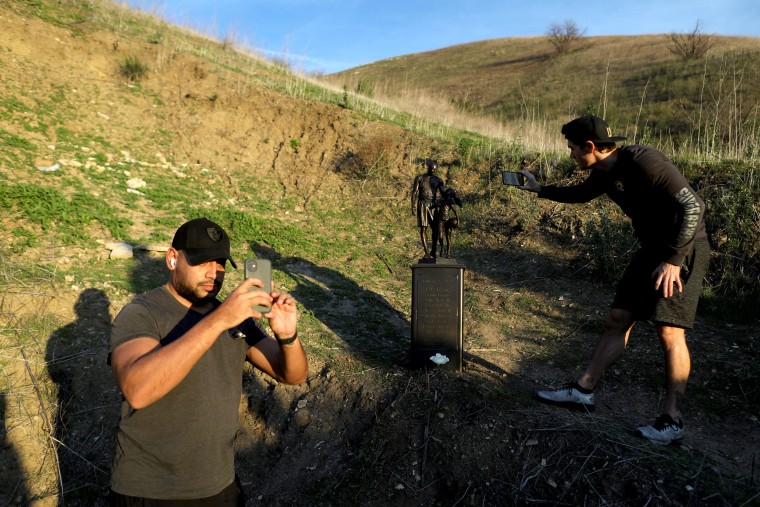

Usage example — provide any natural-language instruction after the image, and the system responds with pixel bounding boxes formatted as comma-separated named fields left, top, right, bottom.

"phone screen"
left=502, top=171, right=524, bottom=186
left=244, top=258, right=272, bottom=313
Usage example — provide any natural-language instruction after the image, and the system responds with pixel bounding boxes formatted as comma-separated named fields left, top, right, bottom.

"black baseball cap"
left=561, top=115, right=626, bottom=146
left=171, top=218, right=237, bottom=268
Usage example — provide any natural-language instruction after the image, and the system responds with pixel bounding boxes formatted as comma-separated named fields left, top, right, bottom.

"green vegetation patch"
left=0, top=127, right=37, bottom=165
left=0, top=182, right=131, bottom=243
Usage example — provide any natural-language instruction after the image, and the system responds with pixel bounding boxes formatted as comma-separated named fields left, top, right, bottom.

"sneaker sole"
left=634, top=430, right=683, bottom=446
left=534, top=394, right=596, bottom=412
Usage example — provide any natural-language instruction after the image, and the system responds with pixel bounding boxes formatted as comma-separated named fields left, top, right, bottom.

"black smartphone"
left=502, top=171, right=525, bottom=186
left=244, top=258, right=272, bottom=313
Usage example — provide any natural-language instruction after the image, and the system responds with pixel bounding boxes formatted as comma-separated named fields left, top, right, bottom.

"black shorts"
left=109, top=476, right=244, bottom=507
left=612, top=235, right=710, bottom=329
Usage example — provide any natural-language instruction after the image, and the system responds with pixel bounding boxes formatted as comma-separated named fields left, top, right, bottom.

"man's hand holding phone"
left=213, top=277, right=273, bottom=331
left=517, top=170, right=540, bottom=193
left=244, top=258, right=272, bottom=314
left=243, top=258, right=298, bottom=337
left=240, top=277, right=273, bottom=316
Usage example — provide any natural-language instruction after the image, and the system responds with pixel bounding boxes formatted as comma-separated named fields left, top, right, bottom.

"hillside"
left=327, top=34, right=760, bottom=158
left=1, top=2, right=758, bottom=506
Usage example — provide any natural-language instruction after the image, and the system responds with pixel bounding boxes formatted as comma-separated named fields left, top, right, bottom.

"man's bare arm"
left=111, top=279, right=271, bottom=408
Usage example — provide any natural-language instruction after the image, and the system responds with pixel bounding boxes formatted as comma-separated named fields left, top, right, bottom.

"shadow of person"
left=233, top=243, right=412, bottom=501
left=46, top=288, right=118, bottom=504
left=248, top=243, right=411, bottom=368
left=0, top=393, right=30, bottom=505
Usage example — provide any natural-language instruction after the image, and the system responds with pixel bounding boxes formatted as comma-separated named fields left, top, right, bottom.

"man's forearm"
left=113, top=313, right=229, bottom=409
left=276, top=336, right=308, bottom=384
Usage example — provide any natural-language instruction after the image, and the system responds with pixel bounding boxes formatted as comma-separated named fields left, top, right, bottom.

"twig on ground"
left=739, top=490, right=760, bottom=507
left=375, top=253, right=394, bottom=275
left=419, top=412, right=432, bottom=480
left=20, top=348, right=64, bottom=500
left=450, top=484, right=471, bottom=507
left=50, top=435, right=108, bottom=475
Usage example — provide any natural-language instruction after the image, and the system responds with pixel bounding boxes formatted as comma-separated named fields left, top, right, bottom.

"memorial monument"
left=409, top=162, right=465, bottom=370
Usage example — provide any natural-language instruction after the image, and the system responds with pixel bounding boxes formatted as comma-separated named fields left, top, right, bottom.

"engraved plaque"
left=411, top=263, right=464, bottom=371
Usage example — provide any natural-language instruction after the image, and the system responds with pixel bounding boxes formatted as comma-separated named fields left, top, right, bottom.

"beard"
left=173, top=277, right=220, bottom=306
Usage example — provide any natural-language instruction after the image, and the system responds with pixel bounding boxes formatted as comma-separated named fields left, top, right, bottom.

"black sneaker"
left=636, top=414, right=684, bottom=445
left=536, top=382, right=596, bottom=411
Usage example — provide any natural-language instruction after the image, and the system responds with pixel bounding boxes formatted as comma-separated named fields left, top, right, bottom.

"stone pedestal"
left=410, top=260, right=465, bottom=371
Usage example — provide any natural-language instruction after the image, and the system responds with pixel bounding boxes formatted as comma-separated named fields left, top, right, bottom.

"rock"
left=293, top=409, right=311, bottom=429
left=127, top=177, right=146, bottom=189
left=144, top=243, right=169, bottom=253
left=36, top=163, right=60, bottom=172
left=107, top=242, right=133, bottom=259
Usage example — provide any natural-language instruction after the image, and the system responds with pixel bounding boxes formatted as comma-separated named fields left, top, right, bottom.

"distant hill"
left=327, top=34, right=760, bottom=156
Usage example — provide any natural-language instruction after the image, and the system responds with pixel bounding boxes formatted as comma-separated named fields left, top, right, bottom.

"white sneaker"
left=536, top=382, right=596, bottom=411
left=636, top=414, right=684, bottom=445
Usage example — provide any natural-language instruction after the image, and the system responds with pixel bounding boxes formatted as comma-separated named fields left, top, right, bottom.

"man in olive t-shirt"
left=108, top=218, right=308, bottom=504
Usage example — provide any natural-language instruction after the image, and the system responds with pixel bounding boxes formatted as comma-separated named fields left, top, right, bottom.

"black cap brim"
left=184, top=249, right=238, bottom=269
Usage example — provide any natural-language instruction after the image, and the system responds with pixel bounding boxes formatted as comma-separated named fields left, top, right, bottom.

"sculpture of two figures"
left=411, top=159, right=462, bottom=260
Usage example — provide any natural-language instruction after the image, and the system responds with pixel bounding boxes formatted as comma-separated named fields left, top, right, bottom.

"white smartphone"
left=244, top=258, right=272, bottom=313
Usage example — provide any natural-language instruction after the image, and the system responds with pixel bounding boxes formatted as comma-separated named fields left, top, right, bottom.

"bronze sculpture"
left=411, top=160, right=444, bottom=258
left=430, top=187, right=462, bottom=259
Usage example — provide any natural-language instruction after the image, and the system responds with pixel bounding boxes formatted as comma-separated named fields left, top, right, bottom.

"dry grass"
left=324, top=34, right=760, bottom=160
left=0, top=288, right=62, bottom=504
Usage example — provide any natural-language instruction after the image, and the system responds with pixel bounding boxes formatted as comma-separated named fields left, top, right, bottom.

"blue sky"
left=125, top=0, right=760, bottom=74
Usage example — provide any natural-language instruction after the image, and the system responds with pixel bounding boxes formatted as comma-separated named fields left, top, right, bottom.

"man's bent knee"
left=604, top=308, right=635, bottom=334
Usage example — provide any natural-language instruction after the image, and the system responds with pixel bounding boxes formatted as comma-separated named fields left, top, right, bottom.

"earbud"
left=170, top=259, right=176, bottom=268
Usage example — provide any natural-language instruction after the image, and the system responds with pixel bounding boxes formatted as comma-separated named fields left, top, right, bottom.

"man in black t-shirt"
left=108, top=218, right=308, bottom=504
left=518, top=115, right=709, bottom=446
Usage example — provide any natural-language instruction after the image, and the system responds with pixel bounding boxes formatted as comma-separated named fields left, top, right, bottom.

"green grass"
left=119, top=55, right=149, bottom=82
left=0, top=128, right=37, bottom=163
left=0, top=182, right=131, bottom=243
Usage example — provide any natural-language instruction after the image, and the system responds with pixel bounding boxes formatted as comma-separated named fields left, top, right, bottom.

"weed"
left=147, top=27, right=164, bottom=45
left=335, top=135, right=394, bottom=186
left=355, top=79, right=373, bottom=98
left=119, top=55, right=148, bottom=82
left=10, top=226, right=37, bottom=253
left=289, top=138, right=301, bottom=152
left=582, top=211, right=637, bottom=283
left=456, top=136, right=477, bottom=166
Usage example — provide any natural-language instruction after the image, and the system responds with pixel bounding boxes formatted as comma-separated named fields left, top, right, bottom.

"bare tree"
left=546, top=20, right=585, bottom=54
left=667, top=20, right=716, bottom=61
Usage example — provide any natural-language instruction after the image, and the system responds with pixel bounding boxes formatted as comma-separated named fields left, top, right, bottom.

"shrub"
left=546, top=20, right=585, bottom=55
left=667, top=20, right=716, bottom=61
left=338, top=135, right=395, bottom=184
left=583, top=211, right=637, bottom=283
left=119, top=55, right=148, bottom=82
left=355, top=79, right=374, bottom=98
left=685, top=160, right=759, bottom=320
